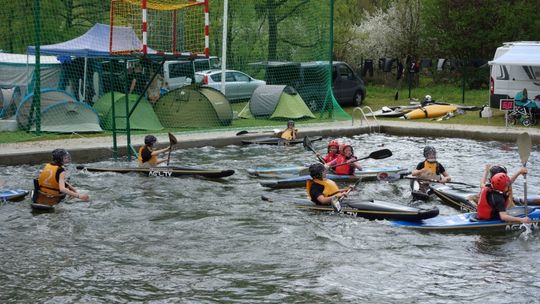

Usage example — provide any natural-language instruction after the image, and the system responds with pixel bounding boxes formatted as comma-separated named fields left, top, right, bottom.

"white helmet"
left=425, top=95, right=432, bottom=102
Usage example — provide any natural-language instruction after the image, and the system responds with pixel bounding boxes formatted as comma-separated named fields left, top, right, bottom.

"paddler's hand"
left=521, top=216, right=531, bottom=224
left=77, top=193, right=90, bottom=202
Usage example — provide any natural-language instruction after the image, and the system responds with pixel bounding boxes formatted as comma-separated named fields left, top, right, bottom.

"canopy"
left=27, top=23, right=155, bottom=58
left=489, top=44, right=540, bottom=67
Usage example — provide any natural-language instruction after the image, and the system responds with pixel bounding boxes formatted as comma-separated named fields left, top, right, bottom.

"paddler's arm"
left=152, top=146, right=171, bottom=156
left=510, top=167, right=528, bottom=183
left=59, top=172, right=89, bottom=201
left=499, top=211, right=530, bottom=224
left=480, top=164, right=490, bottom=188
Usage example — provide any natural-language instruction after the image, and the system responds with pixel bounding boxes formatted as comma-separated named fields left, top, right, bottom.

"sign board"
left=499, top=99, right=514, bottom=111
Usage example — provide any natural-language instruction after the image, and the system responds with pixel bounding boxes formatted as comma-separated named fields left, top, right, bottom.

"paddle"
left=377, top=172, right=403, bottom=182
left=328, top=149, right=393, bottom=169
left=517, top=132, right=532, bottom=218
left=236, top=129, right=279, bottom=136
left=166, top=132, right=178, bottom=166
left=404, top=176, right=475, bottom=187
left=302, top=136, right=325, bottom=164
left=332, top=177, right=363, bottom=213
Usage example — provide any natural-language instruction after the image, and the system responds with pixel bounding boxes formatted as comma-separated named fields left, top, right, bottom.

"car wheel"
left=352, top=90, right=363, bottom=107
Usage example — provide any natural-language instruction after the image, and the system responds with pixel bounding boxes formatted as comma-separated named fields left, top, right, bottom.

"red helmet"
left=491, top=173, right=511, bottom=192
left=342, top=144, right=354, bottom=155
left=327, top=140, right=339, bottom=152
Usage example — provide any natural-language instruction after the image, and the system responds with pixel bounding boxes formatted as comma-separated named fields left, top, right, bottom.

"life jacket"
left=334, top=154, right=356, bottom=175
left=422, top=160, right=438, bottom=175
left=138, top=146, right=158, bottom=166
left=323, top=152, right=338, bottom=163
left=306, top=178, right=340, bottom=202
left=280, top=128, right=296, bottom=140
left=37, top=163, right=62, bottom=195
left=476, top=186, right=508, bottom=220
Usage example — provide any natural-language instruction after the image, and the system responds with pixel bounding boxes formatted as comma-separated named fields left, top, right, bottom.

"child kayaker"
left=326, top=144, right=362, bottom=175
left=138, top=135, right=171, bottom=167
left=277, top=120, right=298, bottom=140
left=306, top=163, right=352, bottom=212
left=316, top=140, right=340, bottom=163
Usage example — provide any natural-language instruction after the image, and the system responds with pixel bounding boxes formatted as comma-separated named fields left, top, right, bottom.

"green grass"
left=0, top=84, right=531, bottom=144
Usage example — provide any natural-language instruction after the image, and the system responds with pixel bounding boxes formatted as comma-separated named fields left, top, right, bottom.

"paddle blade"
left=366, top=149, right=392, bottom=160
left=517, top=132, right=532, bottom=165
left=236, top=130, right=249, bottom=136
left=168, top=132, right=178, bottom=145
left=302, top=136, right=312, bottom=151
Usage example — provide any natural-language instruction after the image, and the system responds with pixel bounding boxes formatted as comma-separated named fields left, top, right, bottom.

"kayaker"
left=306, top=163, right=352, bottom=211
left=316, top=140, right=340, bottom=163
left=411, top=146, right=451, bottom=182
left=138, top=135, right=171, bottom=167
left=276, top=120, right=298, bottom=140
left=476, top=173, right=531, bottom=223
left=326, top=144, right=362, bottom=175
left=34, top=149, right=90, bottom=206
left=479, top=164, right=528, bottom=207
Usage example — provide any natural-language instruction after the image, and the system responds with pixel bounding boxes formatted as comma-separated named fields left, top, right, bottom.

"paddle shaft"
left=303, top=136, right=325, bottom=163
left=166, top=133, right=178, bottom=166
left=405, top=176, right=475, bottom=187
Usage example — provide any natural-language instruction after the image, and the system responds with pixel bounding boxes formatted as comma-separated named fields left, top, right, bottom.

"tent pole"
left=82, top=57, right=88, bottom=102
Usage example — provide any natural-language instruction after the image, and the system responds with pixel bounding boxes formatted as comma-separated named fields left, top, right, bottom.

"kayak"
left=0, top=189, right=29, bottom=202
left=249, top=165, right=407, bottom=178
left=241, top=136, right=322, bottom=146
left=289, top=197, right=439, bottom=221
left=411, top=180, right=433, bottom=201
left=76, top=166, right=235, bottom=178
left=260, top=168, right=410, bottom=189
left=391, top=206, right=540, bottom=231
left=429, top=184, right=477, bottom=212
left=404, top=104, right=458, bottom=119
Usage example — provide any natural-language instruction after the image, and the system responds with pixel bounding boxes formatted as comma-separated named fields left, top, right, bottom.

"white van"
left=164, top=56, right=220, bottom=90
left=489, top=41, right=540, bottom=108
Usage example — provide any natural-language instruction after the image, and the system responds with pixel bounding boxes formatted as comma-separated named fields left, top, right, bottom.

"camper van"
left=489, top=41, right=540, bottom=108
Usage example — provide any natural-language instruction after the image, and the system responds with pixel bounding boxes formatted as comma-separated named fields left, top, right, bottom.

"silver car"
left=195, top=69, right=266, bottom=101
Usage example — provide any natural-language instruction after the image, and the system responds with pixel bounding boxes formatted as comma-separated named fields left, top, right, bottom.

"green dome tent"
left=238, top=85, right=315, bottom=119
left=93, top=92, right=163, bottom=131
left=154, top=86, right=233, bottom=128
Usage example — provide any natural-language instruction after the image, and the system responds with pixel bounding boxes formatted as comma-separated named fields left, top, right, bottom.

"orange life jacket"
left=138, top=146, right=159, bottom=166
left=306, top=178, right=340, bottom=202
left=37, top=163, right=62, bottom=195
left=280, top=128, right=296, bottom=140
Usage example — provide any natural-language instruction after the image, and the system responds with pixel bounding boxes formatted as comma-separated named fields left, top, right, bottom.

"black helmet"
left=52, top=148, right=70, bottom=165
left=489, top=165, right=507, bottom=177
left=423, top=146, right=436, bottom=159
left=287, top=120, right=295, bottom=127
left=144, top=135, right=157, bottom=146
left=309, top=163, right=326, bottom=179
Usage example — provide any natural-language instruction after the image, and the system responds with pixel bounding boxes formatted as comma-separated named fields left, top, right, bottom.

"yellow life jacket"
left=306, top=178, right=340, bottom=200
left=423, top=160, right=438, bottom=175
left=280, top=128, right=296, bottom=140
left=37, top=163, right=61, bottom=195
left=138, top=146, right=159, bottom=166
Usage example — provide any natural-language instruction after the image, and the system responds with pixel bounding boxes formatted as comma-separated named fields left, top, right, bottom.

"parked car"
left=164, top=56, right=220, bottom=90
left=195, top=69, right=266, bottom=101
left=332, top=61, right=366, bottom=106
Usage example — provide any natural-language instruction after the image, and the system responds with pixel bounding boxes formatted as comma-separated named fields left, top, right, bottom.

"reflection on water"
left=1, top=134, right=540, bottom=303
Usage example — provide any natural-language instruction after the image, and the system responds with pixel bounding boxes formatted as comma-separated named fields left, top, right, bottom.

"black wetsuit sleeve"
left=437, top=163, right=446, bottom=175
left=309, top=183, right=325, bottom=204
left=141, top=146, right=152, bottom=163
left=416, top=162, right=425, bottom=170
left=489, top=192, right=507, bottom=220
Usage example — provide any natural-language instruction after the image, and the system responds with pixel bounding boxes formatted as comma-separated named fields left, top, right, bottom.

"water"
left=1, top=134, right=540, bottom=303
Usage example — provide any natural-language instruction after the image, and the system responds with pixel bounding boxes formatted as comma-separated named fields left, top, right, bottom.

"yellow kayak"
left=404, top=105, right=458, bottom=119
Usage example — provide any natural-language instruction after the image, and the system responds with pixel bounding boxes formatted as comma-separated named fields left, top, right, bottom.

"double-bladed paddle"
left=403, top=176, right=475, bottom=187
left=332, top=177, right=363, bottom=213
left=236, top=129, right=280, bottom=136
left=302, top=136, right=325, bottom=164
left=328, top=149, right=393, bottom=168
left=517, top=132, right=532, bottom=218
left=166, top=132, right=178, bottom=166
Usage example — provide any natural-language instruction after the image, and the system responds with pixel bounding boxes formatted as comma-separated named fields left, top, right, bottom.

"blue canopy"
left=27, top=23, right=155, bottom=58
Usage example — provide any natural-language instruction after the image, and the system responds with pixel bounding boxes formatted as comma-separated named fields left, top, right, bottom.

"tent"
left=238, top=85, right=315, bottom=119
left=154, top=86, right=233, bottom=128
left=16, top=89, right=102, bottom=133
left=93, top=92, right=163, bottom=131
left=27, top=23, right=155, bottom=57
left=0, top=87, right=21, bottom=118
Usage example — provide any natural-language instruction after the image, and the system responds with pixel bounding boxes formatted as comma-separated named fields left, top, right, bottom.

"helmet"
left=327, top=140, right=339, bottom=151
left=287, top=120, right=295, bottom=127
left=52, top=148, right=70, bottom=165
left=342, top=144, right=354, bottom=155
left=309, top=163, right=326, bottom=179
left=489, top=165, right=507, bottom=177
left=144, top=135, right=157, bottom=146
left=425, top=95, right=432, bottom=102
left=423, top=146, right=436, bottom=159
left=491, top=173, right=511, bottom=192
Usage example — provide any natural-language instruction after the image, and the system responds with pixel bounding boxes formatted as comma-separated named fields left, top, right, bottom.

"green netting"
left=0, top=0, right=349, bottom=137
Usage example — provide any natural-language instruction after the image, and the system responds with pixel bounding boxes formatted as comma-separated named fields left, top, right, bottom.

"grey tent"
left=238, top=85, right=315, bottom=119
left=154, top=86, right=233, bottom=128
left=16, top=89, right=102, bottom=133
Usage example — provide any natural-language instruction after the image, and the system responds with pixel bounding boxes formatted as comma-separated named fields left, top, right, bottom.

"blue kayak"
left=391, top=206, right=540, bottom=231
left=250, top=165, right=407, bottom=178
left=1, top=189, right=29, bottom=202
left=259, top=167, right=409, bottom=189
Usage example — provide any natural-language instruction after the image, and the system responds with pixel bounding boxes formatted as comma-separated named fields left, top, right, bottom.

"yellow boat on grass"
left=404, top=104, right=458, bottom=119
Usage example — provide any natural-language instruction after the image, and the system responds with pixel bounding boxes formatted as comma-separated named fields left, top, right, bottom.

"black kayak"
left=410, top=180, right=434, bottom=201
left=273, top=196, right=439, bottom=221
left=241, top=136, right=322, bottom=146
left=76, top=166, right=235, bottom=178
left=429, top=184, right=477, bottom=212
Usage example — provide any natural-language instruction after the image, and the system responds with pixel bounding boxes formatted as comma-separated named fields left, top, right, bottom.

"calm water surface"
left=1, top=134, right=539, bottom=303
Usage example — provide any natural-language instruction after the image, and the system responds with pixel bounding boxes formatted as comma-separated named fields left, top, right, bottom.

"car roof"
left=196, top=69, right=246, bottom=75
